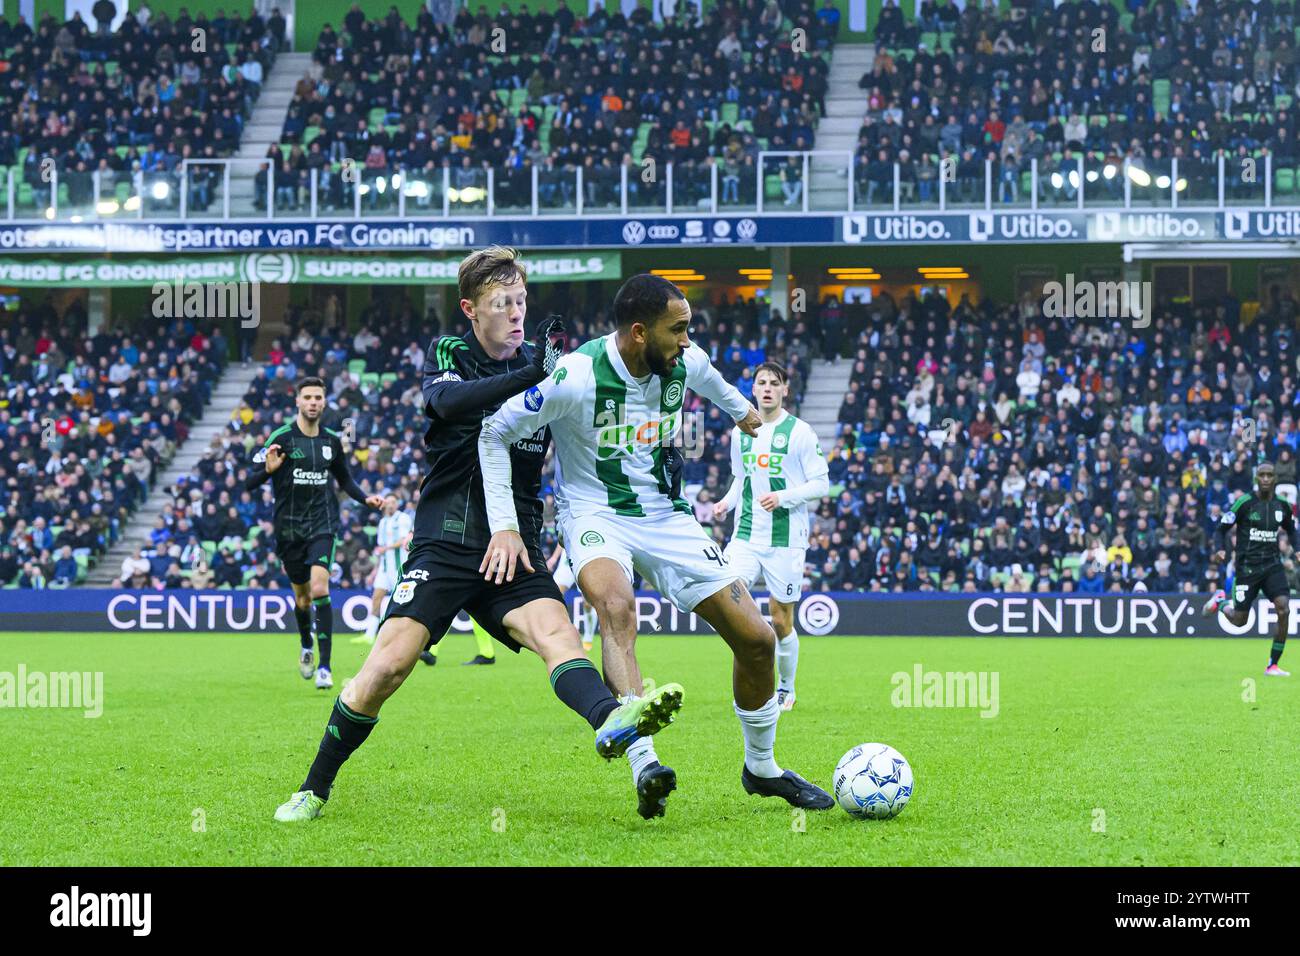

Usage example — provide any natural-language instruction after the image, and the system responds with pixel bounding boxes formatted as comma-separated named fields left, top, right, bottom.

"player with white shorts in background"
left=356, top=495, right=414, bottom=645
left=714, top=362, right=829, bottom=711
left=548, top=544, right=599, bottom=651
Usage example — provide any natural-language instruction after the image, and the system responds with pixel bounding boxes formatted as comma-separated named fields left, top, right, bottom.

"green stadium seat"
left=368, top=107, right=387, bottom=129
left=347, top=358, right=366, bottom=375
left=361, top=372, right=380, bottom=388
left=379, top=372, right=398, bottom=387
left=721, top=102, right=739, bottom=126
left=1277, top=167, right=1296, bottom=195
left=302, top=125, right=322, bottom=146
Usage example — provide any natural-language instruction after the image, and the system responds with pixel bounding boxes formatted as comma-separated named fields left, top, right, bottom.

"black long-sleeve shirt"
left=245, top=419, right=369, bottom=541
left=413, top=329, right=549, bottom=555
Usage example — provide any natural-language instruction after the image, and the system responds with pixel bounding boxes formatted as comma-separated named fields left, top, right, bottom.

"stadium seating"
left=0, top=7, right=279, bottom=216
left=0, top=305, right=227, bottom=588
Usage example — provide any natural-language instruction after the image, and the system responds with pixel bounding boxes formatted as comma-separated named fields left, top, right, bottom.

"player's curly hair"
left=458, top=245, right=528, bottom=307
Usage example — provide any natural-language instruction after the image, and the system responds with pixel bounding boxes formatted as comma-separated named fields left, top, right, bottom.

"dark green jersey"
left=244, top=420, right=369, bottom=542
left=1219, top=492, right=1296, bottom=578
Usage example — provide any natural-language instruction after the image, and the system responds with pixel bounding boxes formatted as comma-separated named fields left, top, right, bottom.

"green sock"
left=471, top=618, right=495, bottom=660
left=314, top=596, right=333, bottom=669
left=1271, top=639, right=1287, bottom=667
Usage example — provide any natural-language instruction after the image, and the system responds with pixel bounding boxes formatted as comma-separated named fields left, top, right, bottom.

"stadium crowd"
left=0, top=302, right=226, bottom=589
left=54, top=278, right=1300, bottom=598
left=0, top=3, right=281, bottom=211
left=276, top=0, right=833, bottom=210
left=855, top=0, right=1300, bottom=205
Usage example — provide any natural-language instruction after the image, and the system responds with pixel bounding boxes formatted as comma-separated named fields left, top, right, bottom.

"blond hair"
left=458, top=245, right=528, bottom=307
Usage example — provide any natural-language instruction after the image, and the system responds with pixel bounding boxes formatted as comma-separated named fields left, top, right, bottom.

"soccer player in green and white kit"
left=1202, top=461, right=1296, bottom=675
left=713, top=362, right=829, bottom=711
left=354, top=494, right=413, bottom=646
left=246, top=377, right=385, bottom=688
left=479, top=275, right=834, bottom=818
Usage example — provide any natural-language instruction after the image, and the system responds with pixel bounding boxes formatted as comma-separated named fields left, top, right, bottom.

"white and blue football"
left=833, top=743, right=914, bottom=819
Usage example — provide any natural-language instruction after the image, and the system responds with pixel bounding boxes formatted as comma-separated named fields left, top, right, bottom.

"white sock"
left=583, top=607, right=599, bottom=642
left=626, top=735, right=659, bottom=784
left=735, top=694, right=782, bottom=778
left=776, top=630, right=799, bottom=693
left=364, top=614, right=379, bottom=641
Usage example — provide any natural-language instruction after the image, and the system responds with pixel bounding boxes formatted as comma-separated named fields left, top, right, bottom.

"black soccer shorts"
left=382, top=540, right=563, bottom=653
left=1232, top=566, right=1291, bottom=610
left=278, top=533, right=336, bottom=585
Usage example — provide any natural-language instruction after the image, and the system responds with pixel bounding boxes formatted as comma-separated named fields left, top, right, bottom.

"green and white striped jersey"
left=376, top=510, right=413, bottom=576
left=721, top=411, right=829, bottom=549
left=480, top=335, right=752, bottom=528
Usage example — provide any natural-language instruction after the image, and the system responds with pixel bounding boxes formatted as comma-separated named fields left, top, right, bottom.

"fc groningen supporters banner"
left=0, top=590, right=1287, bottom=636
left=0, top=252, right=621, bottom=286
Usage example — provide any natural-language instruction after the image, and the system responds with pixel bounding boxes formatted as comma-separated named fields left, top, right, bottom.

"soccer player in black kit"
left=274, top=246, right=683, bottom=822
left=246, top=377, right=384, bottom=689
left=1202, top=461, right=1295, bottom=675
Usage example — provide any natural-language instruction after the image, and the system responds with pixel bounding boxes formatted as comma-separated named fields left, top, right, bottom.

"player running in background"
left=1202, top=461, right=1295, bottom=675
left=480, top=274, right=834, bottom=820
left=274, top=247, right=683, bottom=823
left=713, top=362, right=829, bottom=712
left=354, top=494, right=413, bottom=646
left=548, top=544, right=599, bottom=652
left=246, top=377, right=384, bottom=689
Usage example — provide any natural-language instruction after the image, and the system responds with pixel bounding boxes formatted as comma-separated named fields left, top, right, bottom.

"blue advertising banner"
left=0, top=590, right=1280, bottom=637
left=0, top=209, right=1276, bottom=252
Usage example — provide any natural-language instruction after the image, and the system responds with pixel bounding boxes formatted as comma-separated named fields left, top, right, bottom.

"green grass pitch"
left=2, top=630, right=1297, bottom=866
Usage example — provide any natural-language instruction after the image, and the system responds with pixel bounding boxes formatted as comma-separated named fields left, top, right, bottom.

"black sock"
left=294, top=606, right=313, bottom=650
left=1271, top=638, right=1287, bottom=666
left=301, top=697, right=377, bottom=799
left=314, top=597, right=333, bottom=669
left=550, top=658, right=620, bottom=730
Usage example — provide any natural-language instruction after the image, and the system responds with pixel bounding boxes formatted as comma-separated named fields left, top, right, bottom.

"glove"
left=662, top=443, right=685, bottom=500
left=531, top=314, right=567, bottom=378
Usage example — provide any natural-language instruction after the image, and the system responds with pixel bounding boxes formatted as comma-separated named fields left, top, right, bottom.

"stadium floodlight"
left=96, top=200, right=120, bottom=216
left=1050, top=172, right=1063, bottom=189
left=375, top=177, right=387, bottom=194
left=123, top=195, right=141, bottom=211
left=151, top=181, right=170, bottom=200
left=1127, top=165, right=1152, bottom=187
left=1085, top=169, right=1099, bottom=183
left=403, top=180, right=429, bottom=199
left=1068, top=169, right=1080, bottom=189
left=43, top=207, right=55, bottom=220
left=1155, top=175, right=1171, bottom=189
left=1103, top=164, right=1118, bottom=180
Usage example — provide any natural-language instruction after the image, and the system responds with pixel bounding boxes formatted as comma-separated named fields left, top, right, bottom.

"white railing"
left=1, top=150, right=1288, bottom=222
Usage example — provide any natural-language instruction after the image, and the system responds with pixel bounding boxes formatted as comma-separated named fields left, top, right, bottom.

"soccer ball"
left=833, top=743, right=913, bottom=819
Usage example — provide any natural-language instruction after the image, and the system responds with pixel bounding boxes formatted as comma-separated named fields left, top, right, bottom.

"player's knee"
left=737, top=621, right=776, bottom=669
left=294, top=593, right=312, bottom=611
left=310, top=583, right=329, bottom=601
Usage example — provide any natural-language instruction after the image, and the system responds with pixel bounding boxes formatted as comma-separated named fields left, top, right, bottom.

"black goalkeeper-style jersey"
left=414, top=329, right=549, bottom=555
left=245, top=420, right=369, bottom=541
left=1219, top=492, right=1296, bottom=578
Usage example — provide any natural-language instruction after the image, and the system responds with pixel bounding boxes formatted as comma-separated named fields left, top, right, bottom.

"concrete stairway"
left=808, top=44, right=873, bottom=210
left=227, top=52, right=315, bottom=215
left=83, top=364, right=263, bottom=585
left=798, top=358, right=854, bottom=453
